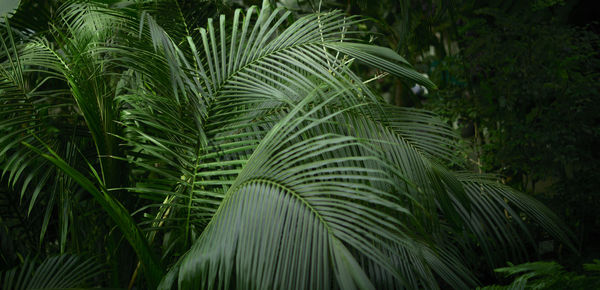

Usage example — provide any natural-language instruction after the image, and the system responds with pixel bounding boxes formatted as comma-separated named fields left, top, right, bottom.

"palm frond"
left=456, top=175, right=576, bottom=266
left=24, top=141, right=165, bottom=288
left=0, top=19, right=86, bottom=249
left=167, top=90, right=414, bottom=289
left=0, top=254, right=102, bottom=290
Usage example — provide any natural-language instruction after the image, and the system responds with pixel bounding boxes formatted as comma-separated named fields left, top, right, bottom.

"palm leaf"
left=167, top=90, right=416, bottom=289
left=0, top=254, right=102, bottom=290
left=24, top=141, right=165, bottom=288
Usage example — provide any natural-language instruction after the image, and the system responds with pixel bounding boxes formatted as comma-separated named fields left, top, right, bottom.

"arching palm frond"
left=161, top=89, right=469, bottom=289
left=455, top=174, right=575, bottom=267
left=0, top=254, right=102, bottom=290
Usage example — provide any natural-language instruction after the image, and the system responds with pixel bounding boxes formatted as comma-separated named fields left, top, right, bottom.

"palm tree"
left=0, top=0, right=573, bottom=289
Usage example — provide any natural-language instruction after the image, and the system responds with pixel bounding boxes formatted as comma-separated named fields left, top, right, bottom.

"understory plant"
left=480, top=259, right=600, bottom=289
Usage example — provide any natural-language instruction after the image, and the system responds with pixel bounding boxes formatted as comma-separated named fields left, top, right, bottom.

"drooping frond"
left=0, top=254, right=102, bottom=289
left=455, top=174, right=576, bottom=266
left=160, top=89, right=472, bottom=289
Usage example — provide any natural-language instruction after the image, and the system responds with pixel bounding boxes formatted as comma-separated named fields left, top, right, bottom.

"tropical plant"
left=0, top=0, right=575, bottom=288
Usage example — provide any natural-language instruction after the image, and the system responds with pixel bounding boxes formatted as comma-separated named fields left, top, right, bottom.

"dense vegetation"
left=0, top=0, right=596, bottom=289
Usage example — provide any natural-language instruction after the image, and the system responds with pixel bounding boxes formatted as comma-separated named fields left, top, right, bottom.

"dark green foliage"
left=0, top=254, right=102, bottom=289
left=276, top=0, right=600, bottom=284
left=480, top=260, right=600, bottom=289
left=420, top=1, right=600, bottom=263
left=0, top=0, right=583, bottom=288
